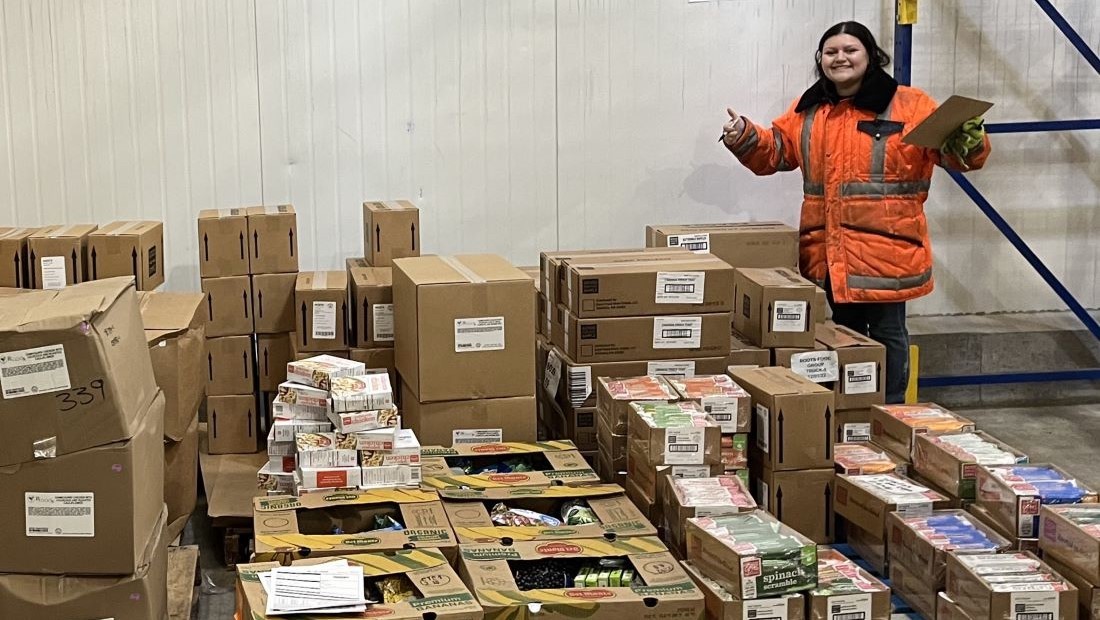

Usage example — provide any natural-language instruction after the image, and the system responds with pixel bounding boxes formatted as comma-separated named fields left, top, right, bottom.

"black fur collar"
left=795, top=69, right=898, bottom=114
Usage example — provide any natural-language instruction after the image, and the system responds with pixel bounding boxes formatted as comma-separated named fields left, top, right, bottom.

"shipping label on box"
left=197, top=208, right=249, bottom=277
left=557, top=311, right=730, bottom=364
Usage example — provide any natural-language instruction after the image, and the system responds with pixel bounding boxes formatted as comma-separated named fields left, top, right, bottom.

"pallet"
left=167, top=545, right=200, bottom=620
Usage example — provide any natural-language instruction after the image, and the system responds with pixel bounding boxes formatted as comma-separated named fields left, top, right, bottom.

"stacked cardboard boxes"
left=668, top=374, right=751, bottom=478
left=249, top=206, right=300, bottom=415
left=0, top=278, right=168, bottom=619
left=87, top=221, right=165, bottom=290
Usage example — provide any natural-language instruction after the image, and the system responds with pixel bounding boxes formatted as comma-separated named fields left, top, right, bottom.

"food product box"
left=197, top=208, right=249, bottom=277
left=256, top=462, right=295, bottom=494
left=329, top=373, right=394, bottom=413
left=945, top=552, right=1077, bottom=620
left=663, top=475, right=756, bottom=558
left=363, top=200, right=420, bottom=267
left=87, top=220, right=164, bottom=290
left=977, top=464, right=1098, bottom=539
left=245, top=205, right=298, bottom=274
left=28, top=224, right=98, bottom=288
left=138, top=290, right=207, bottom=441
left=286, top=355, right=366, bottom=390
left=834, top=474, right=950, bottom=543
left=269, top=419, right=330, bottom=443
left=667, top=374, right=751, bottom=433
left=552, top=308, right=731, bottom=364
left=722, top=434, right=748, bottom=470
left=358, top=428, right=420, bottom=466
left=812, top=322, right=887, bottom=410
left=807, top=547, right=892, bottom=620
left=347, top=259, right=394, bottom=347
left=359, top=464, right=422, bottom=489
left=627, top=401, right=722, bottom=467
left=732, top=267, right=817, bottom=348
left=683, top=561, right=804, bottom=618
left=914, top=431, right=1028, bottom=500
left=328, top=405, right=400, bottom=434
left=834, top=442, right=908, bottom=476
left=870, top=402, right=975, bottom=458
left=755, top=466, right=836, bottom=544
left=596, top=375, right=678, bottom=435
left=295, top=432, right=358, bottom=468
left=890, top=554, right=942, bottom=620
left=1043, top=555, right=1100, bottom=620
left=0, top=226, right=38, bottom=287
left=295, top=271, right=349, bottom=351
left=1040, top=504, right=1100, bottom=584
left=645, top=222, right=798, bottom=270
left=729, top=366, right=835, bottom=471
left=251, top=272, right=297, bottom=333
left=420, top=441, right=599, bottom=490
left=626, top=452, right=724, bottom=510
left=201, top=275, right=254, bottom=336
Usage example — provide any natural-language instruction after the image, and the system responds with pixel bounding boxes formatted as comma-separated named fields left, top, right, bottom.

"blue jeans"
left=825, top=287, right=910, bottom=404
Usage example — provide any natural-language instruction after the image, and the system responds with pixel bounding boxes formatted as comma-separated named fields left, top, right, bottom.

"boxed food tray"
left=976, top=464, right=1098, bottom=539
left=945, top=552, right=1077, bottom=620
left=596, top=375, right=679, bottom=435
left=329, top=373, right=394, bottom=413
left=663, top=475, right=756, bottom=558
left=1039, top=504, right=1100, bottom=584
left=627, top=401, right=722, bottom=467
left=420, top=440, right=599, bottom=490
left=682, top=561, right=804, bottom=620
left=834, top=474, right=950, bottom=543
left=834, top=442, right=908, bottom=476
left=328, top=405, right=400, bottom=434
left=870, top=403, right=975, bottom=458
left=913, top=431, right=1028, bottom=500
left=807, top=547, right=892, bottom=620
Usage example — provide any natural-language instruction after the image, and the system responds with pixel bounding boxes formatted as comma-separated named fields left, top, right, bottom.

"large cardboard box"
left=835, top=408, right=874, bottom=445
left=394, top=254, right=534, bottom=402
left=401, top=387, right=537, bottom=445
left=0, top=278, right=158, bottom=466
left=251, top=272, right=297, bottom=333
left=834, top=474, right=950, bottom=546
left=197, top=207, right=249, bottom=277
left=28, top=224, right=98, bottom=288
left=727, top=332, right=770, bottom=368
left=807, top=547, right=893, bottom=620
left=870, top=402, right=975, bottom=459
left=347, top=259, right=394, bottom=348
left=363, top=200, right=420, bottom=266
left=439, top=483, right=655, bottom=544
left=627, top=402, right=723, bottom=468
left=540, top=247, right=692, bottom=309
left=596, top=375, right=679, bottom=436
left=349, top=346, right=397, bottom=388
left=206, top=394, right=259, bottom=454
left=968, top=503, right=1042, bottom=553
left=946, top=552, right=1078, bottom=620
left=256, top=332, right=293, bottom=391
left=683, top=561, right=804, bottom=620
left=0, top=513, right=168, bottom=620
left=626, top=441, right=724, bottom=506
left=729, top=366, right=835, bottom=471
left=732, top=267, right=817, bottom=348
left=1044, top=555, right=1100, bottom=620
left=458, top=536, right=704, bottom=620
left=87, top=220, right=165, bottom=290
left=755, top=466, right=835, bottom=544
left=560, top=253, right=734, bottom=318
left=201, top=275, right=254, bottom=337
left=295, top=271, right=349, bottom=351
left=165, top=415, right=199, bottom=542
left=205, top=335, right=255, bottom=396
left=237, top=550, right=482, bottom=620
left=813, top=323, right=887, bottom=410
left=0, top=226, right=37, bottom=287
left=889, top=555, right=941, bottom=620
left=553, top=307, right=731, bottom=364
left=252, top=489, right=457, bottom=562
left=646, top=222, right=799, bottom=269
left=663, top=475, right=756, bottom=558
left=1040, top=504, right=1100, bottom=585
left=0, top=393, right=164, bottom=575
left=912, top=431, right=1028, bottom=501
left=245, top=205, right=298, bottom=274
left=419, top=441, right=599, bottom=489
left=543, top=399, right=597, bottom=451
left=976, top=464, right=1098, bottom=539
left=139, top=290, right=207, bottom=441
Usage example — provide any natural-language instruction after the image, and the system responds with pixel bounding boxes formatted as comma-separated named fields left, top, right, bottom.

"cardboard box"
left=197, top=428, right=268, bottom=523
left=347, top=259, right=394, bottom=348
left=814, top=322, right=887, bottom=410
left=349, top=347, right=397, bottom=388
left=976, top=464, right=1099, bottom=539
left=663, top=475, right=756, bottom=558
left=28, top=224, right=97, bottom=288
left=363, top=200, right=420, bottom=266
left=560, top=253, right=734, bottom=318
left=139, top=290, right=207, bottom=441
left=936, top=592, right=977, bottom=620
left=596, top=375, right=679, bottom=436
left=1040, top=504, right=1100, bottom=585
left=0, top=226, right=37, bottom=287
left=0, top=393, right=164, bottom=575
left=726, top=331, right=770, bottom=368
left=835, top=408, right=874, bottom=444
left=165, top=415, right=199, bottom=542
left=729, top=366, right=835, bottom=471
left=668, top=375, right=751, bottom=433
left=256, top=332, right=292, bottom=391
left=755, top=466, right=835, bottom=543
left=834, top=474, right=950, bottom=545
left=252, top=489, right=457, bottom=562
left=251, top=272, right=297, bottom=333
left=627, top=401, right=722, bottom=467
left=814, top=287, right=828, bottom=324
left=201, top=275, right=254, bottom=337
left=439, top=483, right=655, bottom=543
left=808, top=547, right=892, bottom=620
left=0, top=513, right=167, bottom=620
left=646, top=222, right=799, bottom=270
left=206, top=394, right=259, bottom=454
left=946, top=552, right=1078, bottom=620
left=732, top=267, right=817, bottom=348
left=685, top=509, right=818, bottom=599
left=419, top=441, right=599, bottom=489
left=847, top=520, right=888, bottom=575
left=1043, top=555, right=1100, bottom=620
left=598, top=414, right=628, bottom=475
left=540, top=395, right=596, bottom=451
left=197, top=208, right=249, bottom=277
left=394, top=255, right=534, bottom=402
left=87, top=220, right=164, bottom=290
left=245, top=205, right=298, bottom=274
left=834, top=442, right=908, bottom=476
left=0, top=278, right=158, bottom=466
left=771, top=342, right=825, bottom=368
left=626, top=442, right=725, bottom=506
left=401, top=388, right=537, bottom=446
left=458, top=536, right=703, bottom=620
left=682, top=561, right=804, bottom=620
left=553, top=307, right=731, bottom=364
left=890, top=554, right=941, bottom=620
left=967, top=503, right=1042, bottom=553
left=540, top=248, right=692, bottom=309
left=913, top=431, right=1028, bottom=501
left=237, top=550, right=482, bottom=620
left=295, top=271, right=349, bottom=352
left=870, top=403, right=975, bottom=459
left=205, top=335, right=255, bottom=396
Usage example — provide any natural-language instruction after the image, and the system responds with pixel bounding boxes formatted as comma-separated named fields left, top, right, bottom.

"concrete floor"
left=182, top=403, right=1100, bottom=620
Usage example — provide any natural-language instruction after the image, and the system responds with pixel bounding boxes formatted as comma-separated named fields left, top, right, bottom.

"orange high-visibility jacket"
left=727, top=71, right=990, bottom=303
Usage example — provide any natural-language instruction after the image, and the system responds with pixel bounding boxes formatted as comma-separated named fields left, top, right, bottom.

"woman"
left=721, top=21, right=989, bottom=404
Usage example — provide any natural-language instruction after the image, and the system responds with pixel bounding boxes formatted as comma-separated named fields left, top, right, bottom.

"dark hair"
left=814, top=21, right=891, bottom=80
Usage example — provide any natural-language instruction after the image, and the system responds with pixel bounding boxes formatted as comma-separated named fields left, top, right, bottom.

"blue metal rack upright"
left=895, top=0, right=1100, bottom=390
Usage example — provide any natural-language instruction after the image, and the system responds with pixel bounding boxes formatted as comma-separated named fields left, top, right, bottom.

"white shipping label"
left=664, top=428, right=706, bottom=465
left=772, top=301, right=808, bottom=333
left=895, top=500, right=933, bottom=519
left=843, top=423, right=872, bottom=443
left=371, top=304, right=394, bottom=342
left=542, top=348, right=563, bottom=398
left=311, top=302, right=337, bottom=340
left=567, top=366, right=593, bottom=408
left=1009, top=590, right=1059, bottom=620
left=790, top=351, right=839, bottom=383
left=41, top=256, right=67, bottom=289
left=742, top=596, right=788, bottom=620
left=25, top=492, right=94, bottom=537
left=646, top=360, right=696, bottom=377
left=0, top=344, right=71, bottom=399
left=652, top=316, right=702, bottom=349
left=655, top=272, right=706, bottom=304
left=755, top=404, right=771, bottom=453
left=670, top=465, right=711, bottom=478
left=454, top=317, right=505, bottom=352
left=828, top=593, right=872, bottom=620
left=844, top=362, right=878, bottom=395
left=667, top=232, right=710, bottom=253
left=453, top=429, right=503, bottom=445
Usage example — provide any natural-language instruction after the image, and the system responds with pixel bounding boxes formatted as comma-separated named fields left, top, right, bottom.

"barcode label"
left=371, top=303, right=394, bottom=342
left=666, top=232, right=710, bottom=253
left=312, top=302, right=337, bottom=339
left=790, top=351, right=839, bottom=383
left=772, top=301, right=808, bottom=332
left=454, top=429, right=503, bottom=445
left=844, top=362, right=877, bottom=395
left=567, top=365, right=593, bottom=408
left=655, top=272, right=705, bottom=304
left=543, top=348, right=563, bottom=398
left=455, top=317, right=505, bottom=352
left=41, top=256, right=67, bottom=289
left=843, top=423, right=872, bottom=443
left=646, top=360, right=696, bottom=377
left=743, top=597, right=788, bottom=620
left=665, top=428, right=705, bottom=465
left=829, top=593, right=872, bottom=620
left=755, top=404, right=770, bottom=453
left=652, top=316, right=702, bottom=349
left=0, top=345, right=71, bottom=399
left=25, top=492, right=94, bottom=537
left=1010, top=591, right=1058, bottom=620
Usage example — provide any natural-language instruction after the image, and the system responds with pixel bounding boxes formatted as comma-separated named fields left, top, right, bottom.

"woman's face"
left=820, top=33, right=869, bottom=88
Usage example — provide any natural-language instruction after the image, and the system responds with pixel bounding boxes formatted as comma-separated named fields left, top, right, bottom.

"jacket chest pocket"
left=856, top=119, right=906, bottom=141
left=855, top=119, right=906, bottom=179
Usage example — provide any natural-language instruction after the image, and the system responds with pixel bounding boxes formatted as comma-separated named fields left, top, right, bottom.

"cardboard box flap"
left=245, top=204, right=296, bottom=216
left=649, top=221, right=792, bottom=234
left=0, top=277, right=134, bottom=330
left=438, top=483, right=626, bottom=501
left=30, top=224, right=98, bottom=239
left=349, top=266, right=393, bottom=288
left=138, top=291, right=206, bottom=338
left=366, top=200, right=418, bottom=212
left=0, top=227, right=37, bottom=240
left=422, top=440, right=580, bottom=457
left=816, top=323, right=881, bottom=349
left=396, top=254, right=528, bottom=285
left=729, top=366, right=832, bottom=396
left=197, top=208, right=247, bottom=219
left=94, top=220, right=160, bottom=236
left=297, top=271, right=348, bottom=291
left=738, top=267, right=814, bottom=288
left=255, top=488, right=441, bottom=514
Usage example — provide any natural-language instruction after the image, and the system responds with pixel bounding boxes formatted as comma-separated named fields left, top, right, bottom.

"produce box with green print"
left=420, top=440, right=599, bottom=490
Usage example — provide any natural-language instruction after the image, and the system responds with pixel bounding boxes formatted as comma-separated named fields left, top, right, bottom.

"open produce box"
left=420, top=440, right=599, bottom=490
left=807, top=547, right=892, bottom=620
left=457, top=535, right=704, bottom=620
left=439, top=483, right=655, bottom=544
left=682, top=561, right=804, bottom=620
left=976, top=463, right=1098, bottom=539
left=252, top=489, right=457, bottom=563
left=946, top=552, right=1078, bottom=620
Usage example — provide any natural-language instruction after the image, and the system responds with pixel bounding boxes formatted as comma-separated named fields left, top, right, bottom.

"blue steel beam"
left=894, top=22, right=913, bottom=86
left=1033, top=0, right=1100, bottom=76
left=987, top=119, right=1100, bottom=133
left=921, top=369, right=1100, bottom=388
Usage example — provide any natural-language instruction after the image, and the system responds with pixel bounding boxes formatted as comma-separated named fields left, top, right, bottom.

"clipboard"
left=902, top=95, right=994, bottom=148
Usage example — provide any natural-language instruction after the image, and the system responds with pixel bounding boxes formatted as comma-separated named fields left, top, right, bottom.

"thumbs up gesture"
left=721, top=108, right=746, bottom=146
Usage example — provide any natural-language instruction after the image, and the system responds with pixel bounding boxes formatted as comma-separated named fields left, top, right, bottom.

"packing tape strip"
left=314, top=271, right=329, bottom=290
left=51, top=224, right=78, bottom=238
left=0, top=227, right=31, bottom=239
left=113, top=220, right=145, bottom=235
left=439, top=256, right=485, bottom=284
left=265, top=205, right=286, bottom=215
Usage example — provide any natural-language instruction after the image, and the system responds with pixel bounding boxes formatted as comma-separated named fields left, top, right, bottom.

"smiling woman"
left=719, top=21, right=991, bottom=405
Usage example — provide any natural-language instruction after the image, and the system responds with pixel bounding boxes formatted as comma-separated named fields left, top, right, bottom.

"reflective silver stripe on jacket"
left=733, top=129, right=760, bottom=156
left=839, top=180, right=931, bottom=197
left=800, top=105, right=818, bottom=194
left=804, top=182, right=825, bottom=196
left=869, top=103, right=894, bottom=183
left=848, top=268, right=932, bottom=291
left=774, top=128, right=795, bottom=171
